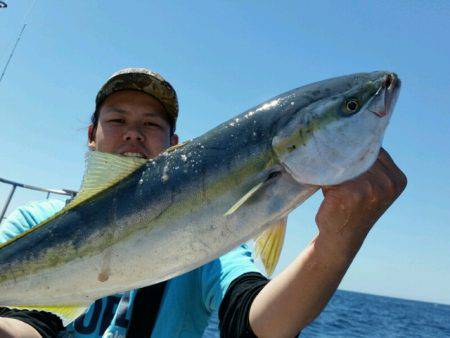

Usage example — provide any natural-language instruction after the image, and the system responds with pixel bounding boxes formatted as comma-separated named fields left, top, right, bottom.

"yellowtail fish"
left=0, top=71, right=400, bottom=324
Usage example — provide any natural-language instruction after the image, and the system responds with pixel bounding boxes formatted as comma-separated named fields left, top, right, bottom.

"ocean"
left=302, top=290, right=450, bottom=337
left=202, top=289, right=450, bottom=337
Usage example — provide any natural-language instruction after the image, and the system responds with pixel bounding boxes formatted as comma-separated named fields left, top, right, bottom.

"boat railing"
left=0, top=177, right=77, bottom=222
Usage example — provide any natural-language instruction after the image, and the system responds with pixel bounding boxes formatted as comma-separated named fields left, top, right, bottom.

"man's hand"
left=316, top=148, right=407, bottom=259
left=249, top=148, right=407, bottom=338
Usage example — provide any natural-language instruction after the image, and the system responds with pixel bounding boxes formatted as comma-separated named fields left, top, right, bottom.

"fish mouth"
left=369, top=73, right=400, bottom=118
left=370, top=109, right=387, bottom=118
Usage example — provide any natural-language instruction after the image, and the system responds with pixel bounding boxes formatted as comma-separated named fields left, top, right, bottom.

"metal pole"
left=0, top=177, right=77, bottom=221
left=0, top=177, right=76, bottom=196
left=0, top=184, right=16, bottom=221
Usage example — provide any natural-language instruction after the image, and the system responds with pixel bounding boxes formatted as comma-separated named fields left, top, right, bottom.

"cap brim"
left=95, top=69, right=178, bottom=123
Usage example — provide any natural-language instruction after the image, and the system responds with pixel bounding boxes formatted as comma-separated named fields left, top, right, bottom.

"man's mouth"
left=122, top=152, right=146, bottom=159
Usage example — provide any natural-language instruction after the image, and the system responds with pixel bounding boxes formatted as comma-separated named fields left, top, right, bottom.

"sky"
left=0, top=0, right=449, bottom=305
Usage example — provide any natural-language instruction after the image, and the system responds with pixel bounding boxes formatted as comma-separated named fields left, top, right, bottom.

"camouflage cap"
left=95, top=68, right=179, bottom=129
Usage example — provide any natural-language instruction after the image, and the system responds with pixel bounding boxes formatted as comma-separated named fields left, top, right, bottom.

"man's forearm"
left=0, top=318, right=42, bottom=338
left=249, top=232, right=362, bottom=338
left=248, top=149, right=406, bottom=338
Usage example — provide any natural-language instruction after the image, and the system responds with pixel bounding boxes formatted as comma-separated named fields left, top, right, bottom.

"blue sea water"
left=202, top=289, right=450, bottom=337
left=302, top=290, right=450, bottom=337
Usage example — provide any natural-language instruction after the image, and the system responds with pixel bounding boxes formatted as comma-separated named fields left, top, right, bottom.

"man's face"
left=89, top=90, right=178, bottom=159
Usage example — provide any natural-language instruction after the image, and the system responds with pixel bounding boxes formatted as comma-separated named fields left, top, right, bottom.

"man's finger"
left=375, top=148, right=407, bottom=193
left=377, top=148, right=399, bottom=172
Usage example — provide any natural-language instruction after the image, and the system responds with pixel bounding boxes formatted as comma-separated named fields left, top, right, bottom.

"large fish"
left=0, top=71, right=400, bottom=323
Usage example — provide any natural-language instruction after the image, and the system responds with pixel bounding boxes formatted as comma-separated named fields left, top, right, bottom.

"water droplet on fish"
left=139, top=179, right=144, bottom=184
left=291, top=101, right=295, bottom=106
left=229, top=122, right=235, bottom=127
left=181, top=154, right=187, bottom=161
left=162, top=174, right=169, bottom=182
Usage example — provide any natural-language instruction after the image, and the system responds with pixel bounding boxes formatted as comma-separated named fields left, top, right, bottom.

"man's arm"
left=0, top=308, right=64, bottom=338
left=0, top=318, right=42, bottom=338
left=249, top=149, right=407, bottom=338
left=0, top=200, right=66, bottom=338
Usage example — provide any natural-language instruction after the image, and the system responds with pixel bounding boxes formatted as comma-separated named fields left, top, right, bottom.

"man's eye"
left=109, top=119, right=125, bottom=124
left=144, top=122, right=161, bottom=128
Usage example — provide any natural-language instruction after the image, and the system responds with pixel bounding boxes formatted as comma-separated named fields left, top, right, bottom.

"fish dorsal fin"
left=10, top=305, right=88, bottom=326
left=0, top=152, right=147, bottom=250
left=164, top=139, right=191, bottom=154
left=254, top=217, right=287, bottom=276
left=224, top=181, right=265, bottom=216
left=66, top=151, right=147, bottom=209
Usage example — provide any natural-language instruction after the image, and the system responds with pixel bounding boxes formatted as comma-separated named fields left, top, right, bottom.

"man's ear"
left=170, top=134, right=179, bottom=146
left=88, top=124, right=96, bottom=150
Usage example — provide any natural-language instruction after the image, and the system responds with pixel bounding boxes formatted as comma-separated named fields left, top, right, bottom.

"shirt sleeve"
left=0, top=199, right=66, bottom=244
left=0, top=199, right=66, bottom=336
left=200, top=243, right=262, bottom=314
left=218, top=272, right=269, bottom=338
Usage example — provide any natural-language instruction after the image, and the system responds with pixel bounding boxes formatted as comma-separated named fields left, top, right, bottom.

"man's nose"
left=123, top=127, right=145, bottom=141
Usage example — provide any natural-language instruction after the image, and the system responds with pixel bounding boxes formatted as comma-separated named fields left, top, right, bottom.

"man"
left=0, top=68, right=407, bottom=338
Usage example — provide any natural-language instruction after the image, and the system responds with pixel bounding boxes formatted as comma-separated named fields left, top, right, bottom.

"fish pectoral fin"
left=9, top=305, right=88, bottom=326
left=254, top=217, right=287, bottom=276
left=66, top=151, right=147, bottom=209
left=224, top=171, right=282, bottom=217
left=224, top=181, right=265, bottom=217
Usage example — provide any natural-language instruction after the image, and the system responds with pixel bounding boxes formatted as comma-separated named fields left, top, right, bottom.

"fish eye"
left=342, top=98, right=360, bottom=115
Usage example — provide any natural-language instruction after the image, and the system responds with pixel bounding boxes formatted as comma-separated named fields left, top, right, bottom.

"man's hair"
left=88, top=105, right=176, bottom=142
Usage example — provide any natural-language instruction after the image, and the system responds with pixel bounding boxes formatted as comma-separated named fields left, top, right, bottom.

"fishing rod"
left=0, top=0, right=37, bottom=85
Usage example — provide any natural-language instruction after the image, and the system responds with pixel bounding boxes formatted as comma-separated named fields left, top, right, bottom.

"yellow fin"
left=254, top=217, right=287, bottom=276
left=9, top=305, right=88, bottom=326
left=0, top=152, right=146, bottom=250
left=66, top=151, right=147, bottom=209
left=224, top=181, right=265, bottom=216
